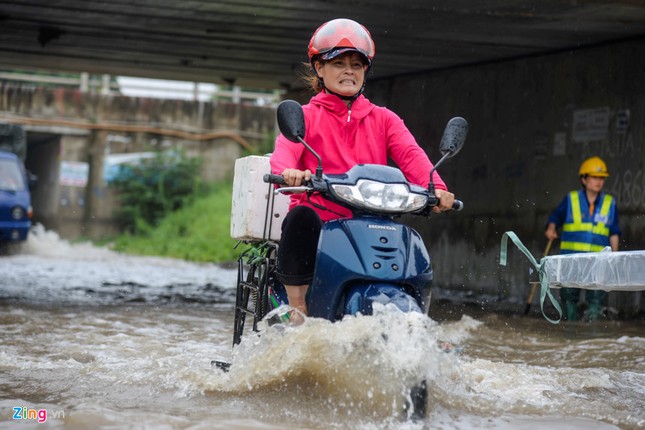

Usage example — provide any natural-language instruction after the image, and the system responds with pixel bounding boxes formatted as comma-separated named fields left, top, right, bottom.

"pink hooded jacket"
left=270, top=92, right=447, bottom=221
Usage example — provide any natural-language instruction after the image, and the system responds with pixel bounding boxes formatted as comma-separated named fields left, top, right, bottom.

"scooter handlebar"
left=263, top=173, right=286, bottom=185
left=263, top=173, right=464, bottom=211
left=424, top=197, right=463, bottom=214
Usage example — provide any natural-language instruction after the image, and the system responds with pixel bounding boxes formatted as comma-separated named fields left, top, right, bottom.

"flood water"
left=1, top=227, right=643, bottom=429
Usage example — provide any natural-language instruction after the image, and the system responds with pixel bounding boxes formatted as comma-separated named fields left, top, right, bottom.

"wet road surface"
left=0, top=229, right=643, bottom=429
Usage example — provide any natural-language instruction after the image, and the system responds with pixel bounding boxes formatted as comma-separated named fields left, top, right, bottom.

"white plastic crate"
left=543, top=249, right=645, bottom=291
left=230, top=155, right=290, bottom=241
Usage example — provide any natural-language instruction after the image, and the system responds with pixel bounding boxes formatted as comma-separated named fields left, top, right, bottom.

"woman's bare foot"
left=285, top=284, right=308, bottom=324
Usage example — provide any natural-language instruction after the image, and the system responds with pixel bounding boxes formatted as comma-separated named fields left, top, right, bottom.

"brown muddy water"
left=0, top=227, right=643, bottom=429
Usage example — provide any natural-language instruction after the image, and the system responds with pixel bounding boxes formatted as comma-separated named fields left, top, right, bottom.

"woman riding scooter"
left=270, top=18, right=455, bottom=318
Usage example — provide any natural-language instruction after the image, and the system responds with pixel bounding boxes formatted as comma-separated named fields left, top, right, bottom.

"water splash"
left=202, top=305, right=480, bottom=420
left=15, top=223, right=116, bottom=259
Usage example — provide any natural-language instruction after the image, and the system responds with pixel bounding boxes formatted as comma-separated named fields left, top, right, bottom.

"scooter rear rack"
left=232, top=241, right=278, bottom=346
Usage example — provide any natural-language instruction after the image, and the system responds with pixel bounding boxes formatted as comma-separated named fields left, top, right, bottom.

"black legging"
left=276, top=206, right=323, bottom=285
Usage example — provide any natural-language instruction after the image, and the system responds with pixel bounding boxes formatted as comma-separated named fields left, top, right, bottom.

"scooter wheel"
left=404, top=379, right=428, bottom=420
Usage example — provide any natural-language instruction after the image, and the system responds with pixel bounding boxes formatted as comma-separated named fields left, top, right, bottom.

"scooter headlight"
left=331, top=180, right=427, bottom=213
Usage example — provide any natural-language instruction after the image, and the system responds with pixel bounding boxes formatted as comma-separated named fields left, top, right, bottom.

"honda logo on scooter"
left=368, top=224, right=397, bottom=231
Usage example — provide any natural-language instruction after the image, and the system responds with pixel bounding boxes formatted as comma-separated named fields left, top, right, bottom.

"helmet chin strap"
left=318, top=78, right=365, bottom=103
left=318, top=77, right=367, bottom=102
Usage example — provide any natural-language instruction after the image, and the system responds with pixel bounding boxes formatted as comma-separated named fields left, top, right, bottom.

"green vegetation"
left=109, top=150, right=205, bottom=234
left=107, top=150, right=247, bottom=263
left=105, top=131, right=284, bottom=263
left=110, top=182, right=244, bottom=263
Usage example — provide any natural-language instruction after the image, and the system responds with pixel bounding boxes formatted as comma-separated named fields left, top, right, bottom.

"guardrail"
left=0, top=71, right=283, bottom=105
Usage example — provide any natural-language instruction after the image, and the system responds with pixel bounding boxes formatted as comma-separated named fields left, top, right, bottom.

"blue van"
left=0, top=150, right=32, bottom=242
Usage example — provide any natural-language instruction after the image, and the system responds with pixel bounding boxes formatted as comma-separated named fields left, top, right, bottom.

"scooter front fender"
left=344, top=283, right=422, bottom=316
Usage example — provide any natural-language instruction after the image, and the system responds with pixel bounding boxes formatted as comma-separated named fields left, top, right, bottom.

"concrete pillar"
left=80, top=72, right=89, bottom=92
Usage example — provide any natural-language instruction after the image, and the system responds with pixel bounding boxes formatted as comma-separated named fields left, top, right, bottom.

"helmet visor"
left=320, top=47, right=369, bottom=64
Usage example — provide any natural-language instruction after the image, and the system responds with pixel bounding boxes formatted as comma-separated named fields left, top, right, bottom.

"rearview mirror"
left=427, top=116, right=468, bottom=191
left=439, top=117, right=468, bottom=158
left=276, top=99, right=323, bottom=179
left=27, top=171, right=38, bottom=191
left=277, top=100, right=306, bottom=143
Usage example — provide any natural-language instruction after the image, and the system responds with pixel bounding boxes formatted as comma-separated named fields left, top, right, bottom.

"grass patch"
left=110, top=182, right=245, bottom=263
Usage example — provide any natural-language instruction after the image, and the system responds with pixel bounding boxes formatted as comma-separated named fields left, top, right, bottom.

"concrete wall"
left=366, top=37, right=645, bottom=317
left=0, top=85, right=276, bottom=239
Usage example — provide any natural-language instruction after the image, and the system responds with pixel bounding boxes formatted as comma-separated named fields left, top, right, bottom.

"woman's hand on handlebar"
left=281, top=169, right=312, bottom=188
left=433, top=189, right=455, bottom=213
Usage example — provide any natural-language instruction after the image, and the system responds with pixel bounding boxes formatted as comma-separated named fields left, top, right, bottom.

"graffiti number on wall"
left=608, top=169, right=645, bottom=209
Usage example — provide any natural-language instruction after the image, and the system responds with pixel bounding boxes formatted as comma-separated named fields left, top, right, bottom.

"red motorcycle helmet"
left=307, top=18, right=376, bottom=65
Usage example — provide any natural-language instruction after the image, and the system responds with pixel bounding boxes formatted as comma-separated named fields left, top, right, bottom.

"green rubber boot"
left=584, top=303, right=603, bottom=322
left=561, top=288, right=580, bottom=321
left=564, top=302, right=578, bottom=321
left=584, top=290, right=607, bottom=322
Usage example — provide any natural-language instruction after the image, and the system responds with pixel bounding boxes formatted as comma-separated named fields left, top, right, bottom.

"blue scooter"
left=220, top=100, right=467, bottom=419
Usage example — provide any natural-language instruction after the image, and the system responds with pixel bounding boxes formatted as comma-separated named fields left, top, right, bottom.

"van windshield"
left=0, top=159, right=26, bottom=191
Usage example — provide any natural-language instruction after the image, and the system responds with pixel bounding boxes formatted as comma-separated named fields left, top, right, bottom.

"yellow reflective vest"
left=560, top=190, right=615, bottom=253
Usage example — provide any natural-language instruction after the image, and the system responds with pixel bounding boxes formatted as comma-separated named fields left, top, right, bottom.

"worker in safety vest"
left=545, top=156, right=621, bottom=321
